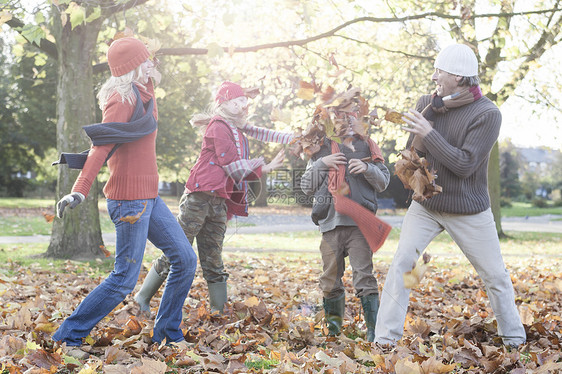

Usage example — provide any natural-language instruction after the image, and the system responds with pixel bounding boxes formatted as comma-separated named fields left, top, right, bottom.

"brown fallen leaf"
left=130, top=357, right=168, bottom=374
left=43, top=212, right=55, bottom=223
left=25, top=348, right=62, bottom=370
left=384, top=110, right=406, bottom=124
left=104, top=346, right=131, bottom=365
left=403, top=253, right=431, bottom=289
left=296, top=80, right=317, bottom=101
left=420, top=356, right=457, bottom=373
left=100, top=245, right=111, bottom=257
left=394, top=356, right=421, bottom=374
left=119, top=201, right=147, bottom=224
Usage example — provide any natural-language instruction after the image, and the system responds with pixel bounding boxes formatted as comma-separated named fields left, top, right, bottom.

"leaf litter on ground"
left=0, top=252, right=560, bottom=373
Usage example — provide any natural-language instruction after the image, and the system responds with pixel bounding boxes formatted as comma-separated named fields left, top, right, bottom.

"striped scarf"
left=412, top=85, right=482, bottom=152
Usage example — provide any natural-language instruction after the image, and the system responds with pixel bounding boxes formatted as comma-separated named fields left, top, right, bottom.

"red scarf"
left=328, top=140, right=391, bottom=253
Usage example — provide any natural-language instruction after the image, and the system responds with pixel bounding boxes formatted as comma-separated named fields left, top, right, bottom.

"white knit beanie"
left=434, top=44, right=478, bottom=77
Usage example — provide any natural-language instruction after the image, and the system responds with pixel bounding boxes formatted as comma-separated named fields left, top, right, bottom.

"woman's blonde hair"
left=97, top=65, right=146, bottom=110
left=190, top=100, right=247, bottom=132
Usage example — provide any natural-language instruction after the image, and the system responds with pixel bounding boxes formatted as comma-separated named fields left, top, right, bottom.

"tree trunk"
left=488, top=142, right=505, bottom=238
left=46, top=14, right=106, bottom=259
left=253, top=173, right=269, bottom=207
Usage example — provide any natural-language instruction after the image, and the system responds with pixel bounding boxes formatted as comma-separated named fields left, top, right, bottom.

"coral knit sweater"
left=72, top=81, right=159, bottom=200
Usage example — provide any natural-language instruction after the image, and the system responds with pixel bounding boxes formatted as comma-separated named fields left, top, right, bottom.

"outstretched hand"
left=262, top=149, right=285, bottom=173
left=401, top=109, right=433, bottom=138
left=56, top=192, right=85, bottom=218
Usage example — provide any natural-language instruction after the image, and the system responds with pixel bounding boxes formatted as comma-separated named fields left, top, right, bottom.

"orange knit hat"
left=107, top=37, right=150, bottom=77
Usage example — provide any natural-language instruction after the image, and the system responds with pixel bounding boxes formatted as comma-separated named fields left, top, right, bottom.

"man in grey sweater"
left=374, top=44, right=526, bottom=347
left=301, top=136, right=390, bottom=342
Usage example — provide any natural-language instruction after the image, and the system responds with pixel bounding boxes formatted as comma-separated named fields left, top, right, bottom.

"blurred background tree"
left=1, top=0, right=561, bottom=257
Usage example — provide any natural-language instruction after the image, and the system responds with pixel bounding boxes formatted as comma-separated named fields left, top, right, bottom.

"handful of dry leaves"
left=291, top=85, right=378, bottom=156
left=395, top=147, right=442, bottom=202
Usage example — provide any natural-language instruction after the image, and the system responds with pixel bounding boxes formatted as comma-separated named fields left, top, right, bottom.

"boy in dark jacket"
left=300, top=107, right=390, bottom=342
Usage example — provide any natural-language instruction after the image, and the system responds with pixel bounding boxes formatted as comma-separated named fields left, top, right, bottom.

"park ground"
left=0, top=198, right=561, bottom=373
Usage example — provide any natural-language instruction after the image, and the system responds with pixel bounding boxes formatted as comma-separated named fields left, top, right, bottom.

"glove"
left=56, top=192, right=85, bottom=218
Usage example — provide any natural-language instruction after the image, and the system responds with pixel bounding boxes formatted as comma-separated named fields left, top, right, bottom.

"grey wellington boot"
left=360, top=293, right=379, bottom=342
left=208, top=282, right=228, bottom=314
left=323, top=294, right=345, bottom=336
left=134, top=267, right=166, bottom=313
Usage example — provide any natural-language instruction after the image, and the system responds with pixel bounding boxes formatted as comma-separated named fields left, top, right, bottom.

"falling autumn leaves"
left=291, top=84, right=378, bottom=156
left=403, top=253, right=431, bottom=289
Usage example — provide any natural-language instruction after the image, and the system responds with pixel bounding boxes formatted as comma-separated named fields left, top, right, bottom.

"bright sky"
left=497, top=42, right=561, bottom=151
left=500, top=97, right=561, bottom=151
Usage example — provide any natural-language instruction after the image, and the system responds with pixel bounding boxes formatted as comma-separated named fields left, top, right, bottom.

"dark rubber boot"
left=323, top=294, right=345, bottom=336
left=134, top=267, right=166, bottom=313
left=208, top=282, right=227, bottom=314
left=360, top=293, right=379, bottom=342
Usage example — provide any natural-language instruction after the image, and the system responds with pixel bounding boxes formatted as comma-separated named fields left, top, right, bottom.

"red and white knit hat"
left=215, top=81, right=246, bottom=105
left=107, top=37, right=150, bottom=77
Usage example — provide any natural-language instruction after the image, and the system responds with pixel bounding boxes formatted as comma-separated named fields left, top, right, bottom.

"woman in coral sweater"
left=52, top=37, right=196, bottom=348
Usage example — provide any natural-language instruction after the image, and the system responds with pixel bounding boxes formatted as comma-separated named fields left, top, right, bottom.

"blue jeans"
left=154, top=192, right=228, bottom=284
left=52, top=196, right=197, bottom=345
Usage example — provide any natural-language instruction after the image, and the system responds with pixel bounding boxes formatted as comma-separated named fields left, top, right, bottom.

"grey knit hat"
left=434, top=44, right=478, bottom=77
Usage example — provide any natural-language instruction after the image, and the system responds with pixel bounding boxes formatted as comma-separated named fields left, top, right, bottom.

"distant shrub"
left=532, top=198, right=548, bottom=208
left=553, top=199, right=562, bottom=207
left=513, top=195, right=530, bottom=203
left=500, top=197, right=512, bottom=208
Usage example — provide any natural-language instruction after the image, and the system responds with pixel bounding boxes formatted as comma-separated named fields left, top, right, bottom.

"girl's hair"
left=190, top=100, right=246, bottom=132
left=97, top=65, right=146, bottom=110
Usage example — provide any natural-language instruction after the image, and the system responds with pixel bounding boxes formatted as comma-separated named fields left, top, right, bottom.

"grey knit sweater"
left=301, top=138, right=390, bottom=233
left=414, top=94, right=501, bottom=214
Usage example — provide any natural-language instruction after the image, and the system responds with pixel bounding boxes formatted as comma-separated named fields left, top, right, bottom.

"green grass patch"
left=501, top=201, right=562, bottom=217
left=0, top=197, right=55, bottom=209
left=0, top=216, right=54, bottom=236
left=220, top=229, right=561, bottom=270
left=0, top=230, right=559, bottom=279
left=2, top=197, right=561, bottom=218
left=0, top=214, right=115, bottom=236
left=245, top=358, right=279, bottom=370
left=0, top=243, right=116, bottom=278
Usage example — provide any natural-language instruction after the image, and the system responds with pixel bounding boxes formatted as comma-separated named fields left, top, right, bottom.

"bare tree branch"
left=515, top=92, right=562, bottom=113
left=7, top=5, right=561, bottom=77
left=156, top=9, right=562, bottom=57
left=492, top=12, right=562, bottom=105
left=97, top=0, right=150, bottom=18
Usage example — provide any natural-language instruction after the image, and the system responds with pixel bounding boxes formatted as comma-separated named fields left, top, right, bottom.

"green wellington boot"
left=323, top=294, right=345, bottom=336
left=134, top=267, right=166, bottom=313
left=208, top=282, right=228, bottom=314
left=360, top=293, right=379, bottom=342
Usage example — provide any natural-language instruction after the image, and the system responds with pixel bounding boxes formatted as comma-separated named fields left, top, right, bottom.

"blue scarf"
left=53, top=84, right=157, bottom=169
